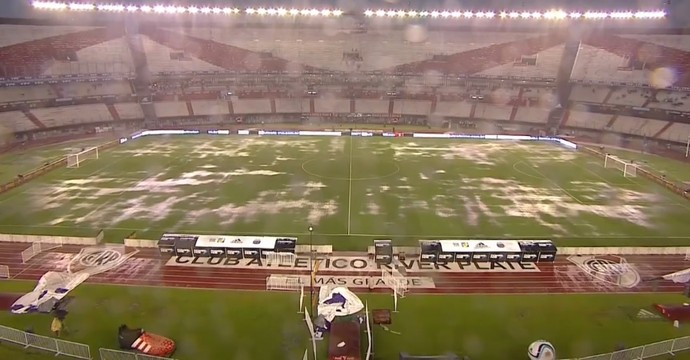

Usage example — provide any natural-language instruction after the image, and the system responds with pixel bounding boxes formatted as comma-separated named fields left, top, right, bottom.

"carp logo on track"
left=568, top=255, right=641, bottom=289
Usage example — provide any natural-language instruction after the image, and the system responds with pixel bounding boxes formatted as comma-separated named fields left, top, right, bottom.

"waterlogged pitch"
left=0, top=135, right=689, bottom=248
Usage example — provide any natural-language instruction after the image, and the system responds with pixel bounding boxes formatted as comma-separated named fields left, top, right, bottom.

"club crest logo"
left=567, top=255, right=641, bottom=288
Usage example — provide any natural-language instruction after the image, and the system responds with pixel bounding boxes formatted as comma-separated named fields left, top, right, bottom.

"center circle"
left=301, top=157, right=400, bottom=181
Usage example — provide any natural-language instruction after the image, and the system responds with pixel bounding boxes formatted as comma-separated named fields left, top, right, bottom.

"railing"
left=565, top=336, right=690, bottom=360
left=0, top=138, right=121, bottom=196
left=0, top=324, right=91, bottom=359
left=0, top=325, right=179, bottom=360
left=579, top=145, right=690, bottom=202
left=0, top=264, right=8, bottom=278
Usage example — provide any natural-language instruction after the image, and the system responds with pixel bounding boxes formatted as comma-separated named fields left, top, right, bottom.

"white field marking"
left=4, top=223, right=689, bottom=240
left=584, top=161, right=690, bottom=210
left=522, top=161, right=584, bottom=205
left=2, top=278, right=668, bottom=297
left=0, top=144, right=133, bottom=206
left=511, top=162, right=543, bottom=180
left=579, top=161, right=633, bottom=187
left=74, top=154, right=186, bottom=223
left=347, top=135, right=353, bottom=235
left=419, top=173, right=429, bottom=180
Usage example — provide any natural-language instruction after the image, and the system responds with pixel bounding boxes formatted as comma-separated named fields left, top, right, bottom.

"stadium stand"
left=30, top=104, right=114, bottom=128
left=59, top=81, right=132, bottom=98
left=112, top=103, right=144, bottom=120
left=0, top=22, right=689, bottom=160
left=0, top=111, right=39, bottom=133
left=154, top=101, right=191, bottom=118
left=0, top=85, right=57, bottom=103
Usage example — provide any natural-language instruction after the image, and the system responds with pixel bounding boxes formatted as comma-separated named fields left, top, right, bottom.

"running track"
left=0, top=243, right=688, bottom=295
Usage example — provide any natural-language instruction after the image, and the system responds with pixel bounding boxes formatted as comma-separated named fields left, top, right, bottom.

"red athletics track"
left=0, top=243, right=688, bottom=295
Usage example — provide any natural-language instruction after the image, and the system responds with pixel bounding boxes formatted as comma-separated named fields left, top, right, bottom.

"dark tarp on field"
left=329, top=320, right=361, bottom=360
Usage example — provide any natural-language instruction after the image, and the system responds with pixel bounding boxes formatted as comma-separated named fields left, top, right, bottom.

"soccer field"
left=0, top=135, right=689, bottom=249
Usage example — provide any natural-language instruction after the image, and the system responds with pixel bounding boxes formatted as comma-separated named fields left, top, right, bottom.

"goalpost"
left=382, top=260, right=408, bottom=312
left=266, top=274, right=304, bottom=313
left=604, top=154, right=637, bottom=177
left=66, top=147, right=99, bottom=168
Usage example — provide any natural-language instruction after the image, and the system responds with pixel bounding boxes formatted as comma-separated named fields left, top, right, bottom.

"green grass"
left=1, top=280, right=690, bottom=359
left=602, top=147, right=690, bottom=186
left=0, top=138, right=106, bottom=184
left=0, top=135, right=689, bottom=249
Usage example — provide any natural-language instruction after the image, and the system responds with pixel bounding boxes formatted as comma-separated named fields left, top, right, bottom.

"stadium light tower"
left=308, top=225, right=314, bottom=314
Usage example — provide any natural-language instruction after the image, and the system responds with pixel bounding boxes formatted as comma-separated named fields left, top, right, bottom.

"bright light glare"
left=68, top=3, right=94, bottom=11
left=27, top=2, right=666, bottom=21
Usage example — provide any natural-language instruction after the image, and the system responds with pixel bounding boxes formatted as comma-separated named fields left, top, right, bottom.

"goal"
left=67, top=147, right=99, bottom=168
left=382, top=260, right=408, bottom=312
left=604, top=154, right=637, bottom=177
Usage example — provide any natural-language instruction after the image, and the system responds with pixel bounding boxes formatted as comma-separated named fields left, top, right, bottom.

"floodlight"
left=140, top=5, right=152, bottom=12
left=211, top=7, right=221, bottom=14
left=375, top=10, right=385, bottom=17
left=611, top=11, right=633, bottom=19
left=387, top=10, right=396, bottom=17
left=98, top=4, right=125, bottom=12
left=408, top=10, right=418, bottom=17
left=463, top=11, right=473, bottom=18
left=126, top=5, right=138, bottom=12
left=321, top=9, right=331, bottom=16
left=332, top=9, right=343, bottom=16
left=509, top=11, right=520, bottom=18
left=290, top=8, right=300, bottom=15
left=440, top=10, right=450, bottom=17
left=69, top=3, right=94, bottom=11
left=246, top=8, right=255, bottom=14
left=397, top=10, right=406, bottom=17
left=419, top=11, right=429, bottom=17
left=364, top=9, right=373, bottom=16
left=277, top=8, right=287, bottom=16
left=430, top=11, right=440, bottom=17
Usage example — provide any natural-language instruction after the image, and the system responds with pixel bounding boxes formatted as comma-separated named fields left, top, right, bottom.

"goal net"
left=604, top=154, right=637, bottom=177
left=265, top=252, right=296, bottom=267
left=67, top=147, right=99, bottom=168
left=266, top=274, right=304, bottom=313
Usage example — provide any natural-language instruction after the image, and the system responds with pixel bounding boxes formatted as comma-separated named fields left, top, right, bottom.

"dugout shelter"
left=157, top=233, right=296, bottom=259
left=419, top=240, right=556, bottom=263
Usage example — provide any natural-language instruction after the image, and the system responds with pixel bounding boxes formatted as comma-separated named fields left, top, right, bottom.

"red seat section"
left=582, top=34, right=690, bottom=87
left=385, top=33, right=564, bottom=75
left=140, top=27, right=324, bottom=73
left=0, top=27, right=125, bottom=78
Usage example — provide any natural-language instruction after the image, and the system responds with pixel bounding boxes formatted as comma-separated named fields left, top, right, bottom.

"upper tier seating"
left=0, top=27, right=130, bottom=78
left=576, top=34, right=690, bottom=87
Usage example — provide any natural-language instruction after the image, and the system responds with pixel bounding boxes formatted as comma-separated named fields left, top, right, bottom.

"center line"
left=347, top=135, right=353, bottom=235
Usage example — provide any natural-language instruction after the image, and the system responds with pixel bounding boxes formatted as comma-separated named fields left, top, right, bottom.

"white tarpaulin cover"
left=663, top=268, right=690, bottom=284
left=317, top=286, right=364, bottom=322
left=11, top=245, right=137, bottom=314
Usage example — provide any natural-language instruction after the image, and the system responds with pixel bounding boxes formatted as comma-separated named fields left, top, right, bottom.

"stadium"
left=0, top=0, right=690, bottom=359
